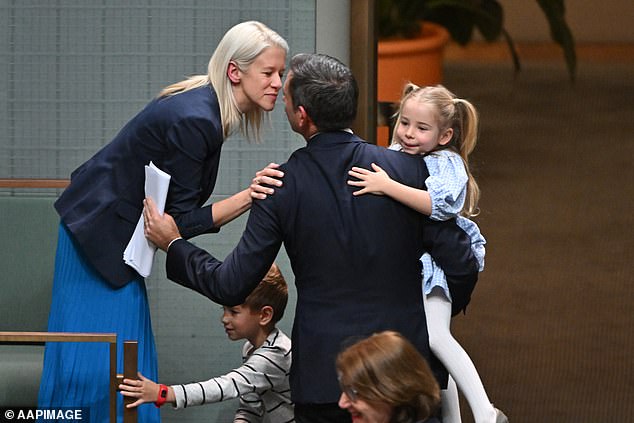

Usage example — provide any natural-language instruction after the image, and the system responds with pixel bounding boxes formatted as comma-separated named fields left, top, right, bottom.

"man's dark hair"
left=288, top=53, right=358, bottom=131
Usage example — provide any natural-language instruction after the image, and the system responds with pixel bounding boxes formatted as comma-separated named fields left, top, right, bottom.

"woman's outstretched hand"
left=250, top=162, right=284, bottom=200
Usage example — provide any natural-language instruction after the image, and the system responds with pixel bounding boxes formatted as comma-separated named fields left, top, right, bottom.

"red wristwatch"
left=154, top=384, right=168, bottom=408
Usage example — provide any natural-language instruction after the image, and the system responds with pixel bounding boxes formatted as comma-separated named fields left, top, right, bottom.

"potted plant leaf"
left=377, top=0, right=577, bottom=102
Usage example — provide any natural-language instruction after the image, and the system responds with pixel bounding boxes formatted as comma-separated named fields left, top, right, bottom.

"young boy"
left=119, top=263, right=293, bottom=422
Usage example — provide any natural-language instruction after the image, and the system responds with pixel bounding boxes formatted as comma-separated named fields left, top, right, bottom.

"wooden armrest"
left=0, top=331, right=136, bottom=423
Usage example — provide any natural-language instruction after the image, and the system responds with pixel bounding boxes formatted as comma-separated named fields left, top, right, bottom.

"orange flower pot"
left=377, top=22, right=450, bottom=103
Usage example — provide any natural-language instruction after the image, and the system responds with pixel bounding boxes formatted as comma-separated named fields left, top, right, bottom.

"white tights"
left=424, top=289, right=497, bottom=423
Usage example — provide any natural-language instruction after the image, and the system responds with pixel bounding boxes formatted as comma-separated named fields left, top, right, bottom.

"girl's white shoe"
left=495, top=408, right=509, bottom=423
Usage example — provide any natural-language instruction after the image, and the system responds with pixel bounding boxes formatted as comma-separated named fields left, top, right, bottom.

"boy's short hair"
left=243, top=263, right=288, bottom=324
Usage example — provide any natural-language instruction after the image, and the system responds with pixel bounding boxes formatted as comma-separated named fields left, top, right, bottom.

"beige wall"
left=502, top=0, right=634, bottom=42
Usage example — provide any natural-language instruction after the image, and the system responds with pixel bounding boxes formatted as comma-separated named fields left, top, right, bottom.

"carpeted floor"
left=441, top=60, right=634, bottom=422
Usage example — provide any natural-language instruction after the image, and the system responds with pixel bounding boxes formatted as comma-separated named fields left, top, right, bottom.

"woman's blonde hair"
left=159, top=21, right=288, bottom=141
left=336, top=331, right=440, bottom=423
left=392, top=83, right=481, bottom=217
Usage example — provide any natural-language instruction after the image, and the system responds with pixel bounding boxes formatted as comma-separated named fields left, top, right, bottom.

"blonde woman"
left=39, top=21, right=288, bottom=423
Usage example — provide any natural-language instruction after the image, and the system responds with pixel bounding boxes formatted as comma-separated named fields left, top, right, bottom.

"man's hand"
left=143, top=197, right=181, bottom=251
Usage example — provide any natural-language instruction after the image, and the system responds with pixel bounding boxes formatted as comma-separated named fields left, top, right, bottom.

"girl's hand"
left=347, top=163, right=392, bottom=196
left=250, top=162, right=284, bottom=200
left=119, top=372, right=159, bottom=408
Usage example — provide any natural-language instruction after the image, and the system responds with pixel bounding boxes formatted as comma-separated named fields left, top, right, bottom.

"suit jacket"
left=56, top=85, right=223, bottom=287
left=166, top=131, right=479, bottom=404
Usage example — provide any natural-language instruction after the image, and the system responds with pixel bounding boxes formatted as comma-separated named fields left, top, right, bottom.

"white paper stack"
left=123, top=161, right=171, bottom=277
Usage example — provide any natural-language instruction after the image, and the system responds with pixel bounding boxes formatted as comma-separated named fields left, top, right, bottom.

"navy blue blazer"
left=166, top=131, right=479, bottom=404
left=56, top=85, right=223, bottom=287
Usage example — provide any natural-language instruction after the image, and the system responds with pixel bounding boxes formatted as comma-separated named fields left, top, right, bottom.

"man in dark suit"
left=144, top=53, right=478, bottom=423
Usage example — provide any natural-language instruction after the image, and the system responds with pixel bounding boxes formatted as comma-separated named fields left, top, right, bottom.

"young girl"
left=347, top=84, right=507, bottom=423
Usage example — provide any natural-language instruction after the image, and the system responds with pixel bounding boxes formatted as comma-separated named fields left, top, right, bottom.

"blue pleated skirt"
left=38, top=223, right=160, bottom=423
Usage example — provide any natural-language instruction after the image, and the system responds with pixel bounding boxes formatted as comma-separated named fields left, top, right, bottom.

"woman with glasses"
left=336, top=331, right=441, bottom=423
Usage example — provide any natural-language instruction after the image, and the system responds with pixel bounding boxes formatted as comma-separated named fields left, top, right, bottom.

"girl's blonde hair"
left=159, top=21, right=288, bottom=141
left=336, top=331, right=440, bottom=423
left=392, top=83, right=481, bottom=217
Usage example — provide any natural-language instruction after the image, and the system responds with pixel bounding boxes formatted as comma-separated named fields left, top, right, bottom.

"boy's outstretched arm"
left=347, top=162, right=432, bottom=216
left=119, top=372, right=175, bottom=408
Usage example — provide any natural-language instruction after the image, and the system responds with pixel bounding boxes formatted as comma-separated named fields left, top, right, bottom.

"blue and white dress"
left=390, top=146, right=486, bottom=300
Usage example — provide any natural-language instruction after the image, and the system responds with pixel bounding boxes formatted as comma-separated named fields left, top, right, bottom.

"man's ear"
left=297, top=105, right=318, bottom=135
left=259, top=305, right=274, bottom=326
left=227, top=61, right=241, bottom=84
left=438, top=128, right=453, bottom=146
left=297, top=105, right=312, bottom=126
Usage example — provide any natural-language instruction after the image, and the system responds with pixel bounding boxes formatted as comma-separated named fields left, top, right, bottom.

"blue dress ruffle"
left=421, top=150, right=486, bottom=299
left=38, top=223, right=160, bottom=423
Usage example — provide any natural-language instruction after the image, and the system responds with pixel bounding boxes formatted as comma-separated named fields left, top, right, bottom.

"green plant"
left=377, top=0, right=577, bottom=80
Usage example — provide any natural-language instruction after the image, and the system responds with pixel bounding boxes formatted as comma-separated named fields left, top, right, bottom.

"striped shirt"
left=172, top=328, right=294, bottom=422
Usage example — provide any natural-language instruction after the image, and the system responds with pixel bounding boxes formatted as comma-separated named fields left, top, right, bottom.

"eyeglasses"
left=337, top=374, right=359, bottom=402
